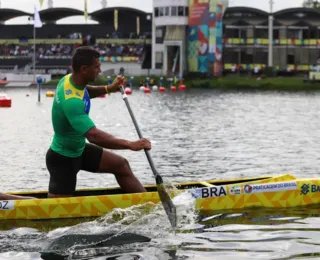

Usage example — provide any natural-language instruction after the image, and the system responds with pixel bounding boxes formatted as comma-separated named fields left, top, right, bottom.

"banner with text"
left=188, top=0, right=225, bottom=76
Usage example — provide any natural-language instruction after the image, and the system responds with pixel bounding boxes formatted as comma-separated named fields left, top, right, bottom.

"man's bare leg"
left=98, top=150, right=146, bottom=193
left=48, top=193, right=73, bottom=198
left=0, top=193, right=35, bottom=200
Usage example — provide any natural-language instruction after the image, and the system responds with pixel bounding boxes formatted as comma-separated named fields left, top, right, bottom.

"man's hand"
left=129, top=138, right=152, bottom=151
left=107, top=75, right=126, bottom=93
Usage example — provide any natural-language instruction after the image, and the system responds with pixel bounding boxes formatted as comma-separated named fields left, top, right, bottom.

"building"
left=152, top=0, right=228, bottom=78
left=152, top=1, right=320, bottom=77
left=1, top=5, right=320, bottom=77
left=223, top=7, right=320, bottom=73
left=0, top=7, right=153, bottom=76
left=152, top=0, right=189, bottom=78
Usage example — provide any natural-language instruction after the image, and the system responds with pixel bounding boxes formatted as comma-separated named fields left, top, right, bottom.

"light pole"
left=268, top=0, right=274, bottom=68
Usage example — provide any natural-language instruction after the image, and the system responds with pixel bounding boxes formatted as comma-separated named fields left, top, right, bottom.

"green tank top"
left=49, top=74, right=95, bottom=158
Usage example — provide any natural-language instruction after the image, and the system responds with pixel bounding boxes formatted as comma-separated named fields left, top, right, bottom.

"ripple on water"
left=2, top=89, right=320, bottom=259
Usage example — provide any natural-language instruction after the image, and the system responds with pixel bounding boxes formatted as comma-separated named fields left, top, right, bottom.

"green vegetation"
left=43, top=75, right=320, bottom=91
left=186, top=76, right=320, bottom=91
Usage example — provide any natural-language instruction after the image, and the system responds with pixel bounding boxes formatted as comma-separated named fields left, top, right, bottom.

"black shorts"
left=46, top=143, right=103, bottom=195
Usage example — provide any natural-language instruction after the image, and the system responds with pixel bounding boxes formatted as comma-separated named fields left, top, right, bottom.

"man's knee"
left=118, top=157, right=130, bottom=172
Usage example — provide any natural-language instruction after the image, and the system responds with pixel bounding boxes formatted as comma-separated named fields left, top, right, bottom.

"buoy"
left=125, top=87, right=132, bottom=95
left=152, top=85, right=158, bottom=91
left=139, top=86, right=145, bottom=92
left=159, top=86, right=166, bottom=92
left=26, top=93, right=30, bottom=97
left=144, top=87, right=151, bottom=94
left=0, top=94, right=11, bottom=107
left=170, top=86, right=177, bottom=92
left=46, top=91, right=54, bottom=97
left=179, top=85, right=186, bottom=91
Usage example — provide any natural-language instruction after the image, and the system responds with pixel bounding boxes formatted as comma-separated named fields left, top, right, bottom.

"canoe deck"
left=8, top=175, right=270, bottom=198
left=1, top=174, right=320, bottom=221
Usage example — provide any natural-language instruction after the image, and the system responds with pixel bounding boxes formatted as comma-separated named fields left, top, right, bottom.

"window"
left=185, top=7, right=189, bottom=16
left=171, top=6, right=178, bottom=16
left=178, top=6, right=184, bottom=16
left=310, top=29, right=317, bottom=39
left=156, top=52, right=163, bottom=69
left=165, top=7, right=169, bottom=16
left=156, top=27, right=164, bottom=44
left=239, top=29, right=247, bottom=38
left=159, top=7, right=165, bottom=16
left=156, top=28, right=163, bottom=38
left=156, top=52, right=163, bottom=63
left=287, top=54, right=295, bottom=64
left=155, top=8, right=159, bottom=17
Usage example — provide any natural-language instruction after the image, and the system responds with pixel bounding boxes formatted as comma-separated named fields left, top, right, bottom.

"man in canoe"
left=46, top=46, right=151, bottom=198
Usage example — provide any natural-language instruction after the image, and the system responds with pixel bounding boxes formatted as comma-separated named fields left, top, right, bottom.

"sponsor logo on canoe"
left=189, top=186, right=227, bottom=199
left=0, top=200, right=14, bottom=210
left=300, top=184, right=320, bottom=195
left=229, top=186, right=241, bottom=195
left=243, top=181, right=297, bottom=194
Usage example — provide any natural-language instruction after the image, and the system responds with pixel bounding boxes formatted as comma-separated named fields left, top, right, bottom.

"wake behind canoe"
left=1, top=174, right=320, bottom=221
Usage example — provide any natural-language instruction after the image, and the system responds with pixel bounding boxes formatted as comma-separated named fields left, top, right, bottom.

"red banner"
left=189, top=2, right=209, bottom=26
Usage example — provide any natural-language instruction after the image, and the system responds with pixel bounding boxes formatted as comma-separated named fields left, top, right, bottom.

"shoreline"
left=2, top=76, right=320, bottom=91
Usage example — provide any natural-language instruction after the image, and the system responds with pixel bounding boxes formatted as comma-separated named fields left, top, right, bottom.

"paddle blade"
left=156, top=182, right=177, bottom=229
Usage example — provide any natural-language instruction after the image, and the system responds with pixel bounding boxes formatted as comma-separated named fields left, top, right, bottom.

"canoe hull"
left=1, top=174, right=320, bottom=220
left=195, top=174, right=320, bottom=213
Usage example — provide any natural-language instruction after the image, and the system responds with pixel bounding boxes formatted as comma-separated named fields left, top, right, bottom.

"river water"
left=1, top=87, right=320, bottom=259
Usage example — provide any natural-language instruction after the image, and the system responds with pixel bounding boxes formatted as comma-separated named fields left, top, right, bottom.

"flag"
left=34, top=5, right=43, bottom=28
left=39, top=0, right=44, bottom=7
left=84, top=0, right=88, bottom=21
left=114, top=9, right=118, bottom=31
left=136, top=16, right=140, bottom=35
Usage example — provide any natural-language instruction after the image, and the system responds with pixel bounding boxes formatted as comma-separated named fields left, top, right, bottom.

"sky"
left=0, top=0, right=305, bottom=24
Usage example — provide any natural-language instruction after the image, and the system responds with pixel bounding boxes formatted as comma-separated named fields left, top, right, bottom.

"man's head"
left=71, top=46, right=101, bottom=83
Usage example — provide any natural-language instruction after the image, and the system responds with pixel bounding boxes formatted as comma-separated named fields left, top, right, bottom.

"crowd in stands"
left=0, top=43, right=145, bottom=59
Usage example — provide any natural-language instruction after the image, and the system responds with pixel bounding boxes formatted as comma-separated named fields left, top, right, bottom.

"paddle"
left=119, top=85, right=177, bottom=229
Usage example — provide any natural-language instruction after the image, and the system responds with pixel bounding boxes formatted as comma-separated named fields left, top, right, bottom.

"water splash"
left=41, top=186, right=201, bottom=256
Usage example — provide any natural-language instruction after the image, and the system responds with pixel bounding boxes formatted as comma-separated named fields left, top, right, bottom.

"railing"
left=223, top=63, right=317, bottom=72
left=0, top=38, right=152, bottom=45
left=224, top=38, right=320, bottom=46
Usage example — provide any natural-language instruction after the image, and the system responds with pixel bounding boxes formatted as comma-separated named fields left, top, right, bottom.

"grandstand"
left=0, top=7, right=154, bottom=80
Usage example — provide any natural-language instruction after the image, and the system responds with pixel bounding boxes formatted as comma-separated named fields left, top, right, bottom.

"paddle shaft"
left=120, top=87, right=162, bottom=182
left=118, top=82, right=177, bottom=229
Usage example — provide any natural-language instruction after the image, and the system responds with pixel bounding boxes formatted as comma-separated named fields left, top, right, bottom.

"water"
left=1, top=87, right=320, bottom=259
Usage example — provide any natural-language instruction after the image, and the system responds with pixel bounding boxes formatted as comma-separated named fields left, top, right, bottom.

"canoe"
left=1, top=173, right=320, bottom=221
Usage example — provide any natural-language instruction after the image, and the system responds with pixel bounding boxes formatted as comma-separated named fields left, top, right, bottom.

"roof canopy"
left=0, top=8, right=31, bottom=22
left=0, top=7, right=151, bottom=23
left=39, top=7, right=84, bottom=22
left=274, top=7, right=320, bottom=20
left=224, top=7, right=268, bottom=19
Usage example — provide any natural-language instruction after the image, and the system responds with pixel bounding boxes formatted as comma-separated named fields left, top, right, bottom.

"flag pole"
left=33, top=3, right=42, bottom=102
left=33, top=24, right=36, bottom=83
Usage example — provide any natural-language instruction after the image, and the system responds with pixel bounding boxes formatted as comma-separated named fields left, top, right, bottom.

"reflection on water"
left=2, top=88, right=320, bottom=258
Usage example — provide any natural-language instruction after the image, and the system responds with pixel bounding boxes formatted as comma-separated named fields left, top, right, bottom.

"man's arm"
left=85, top=127, right=151, bottom=151
left=85, top=127, right=134, bottom=150
left=86, top=76, right=126, bottom=99
left=86, top=85, right=109, bottom=99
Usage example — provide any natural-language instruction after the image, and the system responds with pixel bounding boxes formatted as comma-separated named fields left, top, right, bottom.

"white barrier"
left=100, top=62, right=162, bottom=76
left=0, top=73, right=52, bottom=82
